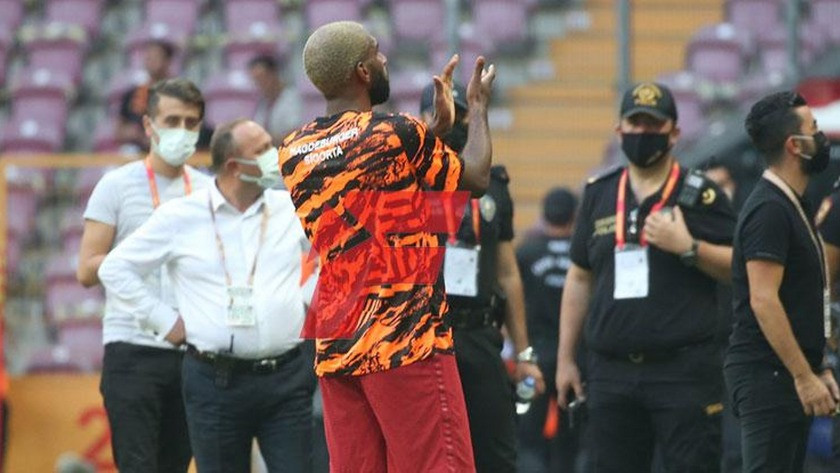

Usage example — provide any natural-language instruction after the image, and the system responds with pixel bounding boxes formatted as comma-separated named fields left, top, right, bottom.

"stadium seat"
left=297, top=75, right=326, bottom=123
left=387, top=0, right=446, bottom=46
left=25, top=346, right=87, bottom=373
left=46, top=0, right=104, bottom=39
left=656, top=71, right=707, bottom=138
left=146, top=0, right=200, bottom=35
left=0, top=0, right=24, bottom=32
left=809, top=0, right=840, bottom=44
left=124, top=22, right=185, bottom=72
left=305, top=0, right=363, bottom=29
left=757, top=28, right=823, bottom=76
left=23, top=27, right=88, bottom=85
left=10, top=68, right=74, bottom=125
left=92, top=117, right=123, bottom=152
left=45, top=280, right=105, bottom=324
left=6, top=187, right=39, bottom=238
left=471, top=0, right=534, bottom=53
left=225, top=32, right=291, bottom=70
left=223, top=0, right=280, bottom=33
left=203, top=70, right=261, bottom=127
left=0, top=117, right=65, bottom=154
left=725, top=0, right=782, bottom=39
left=105, top=69, right=150, bottom=115
left=57, top=319, right=104, bottom=370
left=388, top=69, right=433, bottom=115
left=686, top=23, right=754, bottom=83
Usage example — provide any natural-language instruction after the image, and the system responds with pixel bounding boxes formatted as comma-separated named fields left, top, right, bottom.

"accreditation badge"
left=444, top=243, right=480, bottom=297
left=614, top=245, right=649, bottom=300
left=226, top=285, right=256, bottom=327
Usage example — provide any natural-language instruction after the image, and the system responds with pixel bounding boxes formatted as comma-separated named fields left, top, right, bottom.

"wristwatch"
left=680, top=239, right=699, bottom=267
left=517, top=346, right=538, bottom=364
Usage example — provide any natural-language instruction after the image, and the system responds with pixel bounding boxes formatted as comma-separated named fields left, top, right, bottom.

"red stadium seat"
left=203, top=70, right=261, bottom=127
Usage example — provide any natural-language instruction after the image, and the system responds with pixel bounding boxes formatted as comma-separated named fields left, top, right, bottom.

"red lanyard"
left=144, top=157, right=192, bottom=209
left=207, top=193, right=270, bottom=287
left=615, top=163, right=680, bottom=249
left=445, top=198, right=481, bottom=244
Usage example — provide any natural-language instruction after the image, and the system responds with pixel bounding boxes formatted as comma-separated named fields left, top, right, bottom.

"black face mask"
left=621, top=132, right=671, bottom=168
left=797, top=131, right=831, bottom=175
left=369, top=65, right=390, bottom=106
left=442, top=121, right=468, bottom=153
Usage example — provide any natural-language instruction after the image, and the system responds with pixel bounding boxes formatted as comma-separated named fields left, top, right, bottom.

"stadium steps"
left=495, top=0, right=723, bottom=234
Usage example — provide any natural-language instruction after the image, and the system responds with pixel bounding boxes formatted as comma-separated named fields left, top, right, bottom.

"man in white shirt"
left=77, top=78, right=211, bottom=473
left=99, top=119, right=316, bottom=473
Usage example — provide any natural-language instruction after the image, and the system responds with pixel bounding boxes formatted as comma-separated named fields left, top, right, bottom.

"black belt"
left=598, top=338, right=713, bottom=364
left=186, top=344, right=301, bottom=375
left=448, top=308, right=499, bottom=330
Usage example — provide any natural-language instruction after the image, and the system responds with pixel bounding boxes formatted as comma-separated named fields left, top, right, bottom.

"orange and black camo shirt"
left=278, top=110, right=464, bottom=377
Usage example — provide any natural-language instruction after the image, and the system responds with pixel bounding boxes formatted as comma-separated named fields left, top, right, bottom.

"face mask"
left=234, top=148, right=282, bottom=188
left=151, top=125, right=199, bottom=167
left=793, top=131, right=831, bottom=175
left=442, top=121, right=468, bottom=153
left=369, top=65, right=390, bottom=106
left=621, top=132, right=672, bottom=168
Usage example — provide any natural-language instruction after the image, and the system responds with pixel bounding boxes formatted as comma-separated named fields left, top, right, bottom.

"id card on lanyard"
left=763, top=170, right=832, bottom=338
left=208, top=195, right=270, bottom=327
left=443, top=199, right=481, bottom=297
left=613, top=163, right=680, bottom=300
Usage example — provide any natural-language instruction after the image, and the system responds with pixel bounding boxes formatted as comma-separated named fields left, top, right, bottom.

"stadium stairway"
left=497, top=0, right=724, bottom=232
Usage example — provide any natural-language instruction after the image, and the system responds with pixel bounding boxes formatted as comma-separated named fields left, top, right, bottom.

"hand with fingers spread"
left=466, top=56, right=497, bottom=110
left=429, top=54, right=459, bottom=136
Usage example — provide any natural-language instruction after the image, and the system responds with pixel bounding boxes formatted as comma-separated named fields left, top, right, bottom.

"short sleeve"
left=395, top=114, right=464, bottom=192
left=494, top=169, right=514, bottom=242
left=819, top=192, right=840, bottom=247
left=739, top=201, right=791, bottom=264
left=570, top=186, right=594, bottom=269
left=83, top=172, right=121, bottom=226
left=682, top=179, right=737, bottom=245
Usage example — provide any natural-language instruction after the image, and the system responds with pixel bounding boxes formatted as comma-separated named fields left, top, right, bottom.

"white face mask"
left=234, top=148, right=282, bottom=189
left=151, top=124, right=199, bottom=167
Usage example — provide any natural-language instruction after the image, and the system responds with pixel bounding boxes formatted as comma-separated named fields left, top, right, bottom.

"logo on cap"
left=633, top=83, right=662, bottom=107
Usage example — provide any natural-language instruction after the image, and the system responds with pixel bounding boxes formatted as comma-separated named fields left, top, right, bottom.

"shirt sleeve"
left=819, top=192, right=840, bottom=247
left=98, top=205, right=179, bottom=340
left=570, top=186, right=594, bottom=269
left=495, top=176, right=515, bottom=242
left=396, top=114, right=464, bottom=192
left=681, top=179, right=737, bottom=245
left=83, top=172, right=121, bottom=226
left=739, top=201, right=791, bottom=264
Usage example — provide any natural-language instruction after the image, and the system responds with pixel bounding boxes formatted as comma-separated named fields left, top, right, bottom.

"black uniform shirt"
left=728, top=178, right=826, bottom=371
left=516, top=234, right=571, bottom=353
left=570, top=165, right=736, bottom=353
left=447, top=165, right=515, bottom=310
left=818, top=186, right=840, bottom=247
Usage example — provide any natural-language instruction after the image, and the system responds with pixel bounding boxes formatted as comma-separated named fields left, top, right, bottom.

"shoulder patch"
left=677, top=168, right=715, bottom=207
left=585, top=166, right=623, bottom=186
left=490, top=165, right=510, bottom=183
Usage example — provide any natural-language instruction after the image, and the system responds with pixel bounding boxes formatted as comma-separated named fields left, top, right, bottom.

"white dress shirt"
left=98, top=182, right=312, bottom=358
left=84, top=160, right=211, bottom=348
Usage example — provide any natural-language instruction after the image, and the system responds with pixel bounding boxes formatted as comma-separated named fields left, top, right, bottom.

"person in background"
left=516, top=187, right=581, bottom=473
left=726, top=91, right=839, bottom=473
left=419, top=82, right=544, bottom=472
left=99, top=119, right=317, bottom=473
left=77, top=78, right=211, bottom=473
left=248, top=55, right=302, bottom=144
left=118, top=41, right=175, bottom=151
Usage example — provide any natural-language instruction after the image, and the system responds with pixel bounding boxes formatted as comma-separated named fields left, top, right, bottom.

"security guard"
left=419, top=83, right=544, bottom=472
left=555, top=82, right=736, bottom=473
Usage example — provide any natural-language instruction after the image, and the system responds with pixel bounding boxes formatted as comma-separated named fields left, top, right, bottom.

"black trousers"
left=453, top=325, right=517, bottom=473
left=724, top=362, right=812, bottom=473
left=181, top=345, right=316, bottom=473
left=100, top=342, right=192, bottom=473
left=586, top=344, right=723, bottom=473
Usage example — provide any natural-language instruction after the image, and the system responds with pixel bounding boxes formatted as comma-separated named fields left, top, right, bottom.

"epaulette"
left=585, top=166, right=623, bottom=186
left=490, top=165, right=510, bottom=183
left=677, top=168, right=720, bottom=208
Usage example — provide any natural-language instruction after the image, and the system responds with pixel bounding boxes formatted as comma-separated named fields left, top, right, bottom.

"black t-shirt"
left=728, top=178, right=826, bottom=371
left=570, top=165, right=736, bottom=353
left=516, top=234, right=571, bottom=353
left=447, top=165, right=514, bottom=310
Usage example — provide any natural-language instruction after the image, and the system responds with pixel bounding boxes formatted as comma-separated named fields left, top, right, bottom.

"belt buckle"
left=255, top=358, right=277, bottom=373
left=628, top=352, right=644, bottom=364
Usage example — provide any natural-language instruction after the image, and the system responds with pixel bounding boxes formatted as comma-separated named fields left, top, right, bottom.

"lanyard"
left=615, top=162, right=680, bottom=249
left=445, top=198, right=481, bottom=244
left=207, top=194, right=270, bottom=287
left=762, top=170, right=831, bottom=337
left=144, top=157, right=192, bottom=209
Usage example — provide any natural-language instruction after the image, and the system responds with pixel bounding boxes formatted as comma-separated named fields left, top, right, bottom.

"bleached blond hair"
left=303, top=21, right=375, bottom=99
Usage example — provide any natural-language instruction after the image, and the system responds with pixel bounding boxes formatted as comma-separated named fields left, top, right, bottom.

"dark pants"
left=100, top=342, right=192, bottom=473
left=724, top=363, right=812, bottom=473
left=181, top=345, right=316, bottom=473
left=453, top=325, right=517, bottom=473
left=586, top=344, right=723, bottom=473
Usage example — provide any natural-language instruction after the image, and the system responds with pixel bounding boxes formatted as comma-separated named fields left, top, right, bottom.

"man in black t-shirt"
left=516, top=187, right=581, bottom=473
left=555, top=82, right=736, bottom=473
left=725, top=91, right=839, bottom=473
